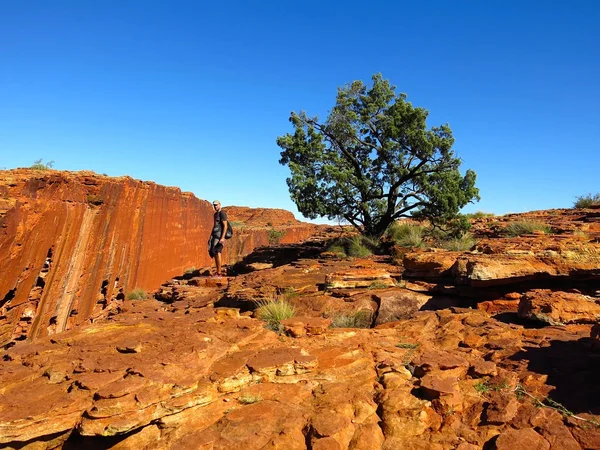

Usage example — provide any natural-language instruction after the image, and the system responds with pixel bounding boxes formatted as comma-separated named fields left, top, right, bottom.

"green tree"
left=277, top=74, right=479, bottom=237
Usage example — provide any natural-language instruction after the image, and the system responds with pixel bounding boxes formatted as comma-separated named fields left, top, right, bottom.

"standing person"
left=208, top=200, right=228, bottom=277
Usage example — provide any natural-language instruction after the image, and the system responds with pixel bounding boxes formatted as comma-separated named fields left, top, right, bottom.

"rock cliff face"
left=0, top=169, right=316, bottom=343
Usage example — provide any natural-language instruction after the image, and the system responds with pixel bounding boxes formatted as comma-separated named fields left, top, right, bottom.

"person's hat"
left=212, top=200, right=220, bottom=205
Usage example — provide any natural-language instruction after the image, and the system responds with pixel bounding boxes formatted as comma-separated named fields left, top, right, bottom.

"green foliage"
left=326, top=235, right=380, bottom=257
left=267, top=228, right=285, bottom=244
left=464, top=211, right=495, bottom=219
left=281, top=287, right=298, bottom=300
left=504, top=220, right=552, bottom=237
left=184, top=266, right=196, bottom=275
left=277, top=73, right=479, bottom=237
left=474, top=381, right=491, bottom=394
left=127, top=289, right=147, bottom=300
left=330, top=310, right=372, bottom=328
left=30, top=159, right=54, bottom=170
left=255, top=299, right=296, bottom=332
left=368, top=280, right=389, bottom=289
left=437, top=232, right=476, bottom=251
left=387, top=222, right=425, bottom=248
left=574, top=193, right=600, bottom=209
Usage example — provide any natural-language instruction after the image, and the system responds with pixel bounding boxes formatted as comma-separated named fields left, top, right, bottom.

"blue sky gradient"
left=1, top=1, right=598, bottom=221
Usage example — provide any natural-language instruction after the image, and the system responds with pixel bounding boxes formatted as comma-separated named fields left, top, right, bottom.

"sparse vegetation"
left=238, top=394, right=262, bottom=404
left=387, top=223, right=425, bottom=248
left=514, top=384, right=600, bottom=427
left=464, top=211, right=495, bottom=219
left=127, top=289, right=147, bottom=300
left=574, top=193, right=600, bottom=209
left=184, top=267, right=196, bottom=275
left=30, top=159, right=54, bottom=170
left=267, top=228, right=285, bottom=244
left=330, top=310, right=372, bottom=328
left=396, top=342, right=420, bottom=349
left=255, top=299, right=296, bottom=332
left=280, top=287, right=298, bottom=300
left=474, top=381, right=491, bottom=394
left=368, top=281, right=389, bottom=290
left=437, top=232, right=476, bottom=251
left=504, top=220, right=552, bottom=237
left=326, top=235, right=380, bottom=258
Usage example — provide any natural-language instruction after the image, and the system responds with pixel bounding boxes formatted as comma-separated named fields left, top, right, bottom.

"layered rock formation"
left=0, top=169, right=316, bottom=344
left=2, top=199, right=600, bottom=449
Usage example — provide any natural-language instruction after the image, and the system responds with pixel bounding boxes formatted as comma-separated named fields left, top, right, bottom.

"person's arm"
left=219, top=211, right=228, bottom=243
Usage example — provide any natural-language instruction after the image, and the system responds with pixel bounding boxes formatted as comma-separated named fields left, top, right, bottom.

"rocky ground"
left=1, top=208, right=600, bottom=449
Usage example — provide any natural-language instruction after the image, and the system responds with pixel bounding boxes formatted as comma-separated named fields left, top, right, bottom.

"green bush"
left=504, top=220, right=552, bottom=237
left=30, top=159, right=54, bottom=170
left=574, top=193, right=600, bottom=209
left=267, top=228, right=285, bottom=244
left=326, top=235, right=380, bottom=258
left=347, top=235, right=377, bottom=257
left=127, top=289, right=147, bottom=300
left=463, top=211, right=495, bottom=219
left=437, top=233, right=476, bottom=251
left=387, top=222, right=425, bottom=248
left=330, top=310, right=372, bottom=328
left=255, top=299, right=295, bottom=331
left=326, top=242, right=348, bottom=256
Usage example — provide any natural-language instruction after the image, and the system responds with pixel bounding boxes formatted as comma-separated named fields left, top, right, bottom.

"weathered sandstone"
left=0, top=169, right=316, bottom=343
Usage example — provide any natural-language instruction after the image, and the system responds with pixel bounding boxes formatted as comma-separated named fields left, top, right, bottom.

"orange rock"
left=0, top=169, right=316, bottom=343
left=495, top=428, right=550, bottom=450
left=518, top=289, right=600, bottom=325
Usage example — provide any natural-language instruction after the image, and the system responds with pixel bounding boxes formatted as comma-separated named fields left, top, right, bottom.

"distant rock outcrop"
left=0, top=169, right=316, bottom=343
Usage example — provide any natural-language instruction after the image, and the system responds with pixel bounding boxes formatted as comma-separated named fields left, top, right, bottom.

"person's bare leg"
left=215, top=253, right=222, bottom=275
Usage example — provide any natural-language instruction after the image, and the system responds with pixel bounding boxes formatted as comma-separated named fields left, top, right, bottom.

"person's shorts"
left=208, top=236, right=223, bottom=258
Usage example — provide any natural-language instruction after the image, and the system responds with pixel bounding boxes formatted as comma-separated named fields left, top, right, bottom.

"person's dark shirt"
left=212, top=210, right=228, bottom=238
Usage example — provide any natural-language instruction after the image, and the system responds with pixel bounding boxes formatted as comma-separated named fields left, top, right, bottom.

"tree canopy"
left=277, top=74, right=480, bottom=237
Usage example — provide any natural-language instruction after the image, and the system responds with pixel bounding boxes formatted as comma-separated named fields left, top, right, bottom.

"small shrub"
left=464, top=211, right=495, bottom=219
left=255, top=299, right=295, bottom=331
left=387, top=223, right=425, bottom=248
left=474, top=381, right=491, bottom=394
left=330, top=310, right=372, bottom=328
left=268, top=228, right=285, bottom=244
left=30, top=159, right=54, bottom=170
left=184, top=266, right=196, bottom=275
left=326, top=235, right=379, bottom=258
left=368, top=281, right=389, bottom=289
left=504, top=220, right=552, bottom=237
left=238, top=394, right=262, bottom=404
left=396, top=342, right=420, bottom=349
left=281, top=287, right=298, bottom=300
left=347, top=235, right=375, bottom=257
left=437, top=233, right=476, bottom=251
left=574, top=193, right=600, bottom=209
left=326, top=242, right=347, bottom=256
left=127, top=289, right=147, bottom=300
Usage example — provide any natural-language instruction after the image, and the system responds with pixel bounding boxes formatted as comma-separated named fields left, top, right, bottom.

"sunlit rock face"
left=0, top=169, right=316, bottom=342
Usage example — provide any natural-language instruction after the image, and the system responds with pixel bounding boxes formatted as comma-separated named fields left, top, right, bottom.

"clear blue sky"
left=1, top=1, right=598, bottom=221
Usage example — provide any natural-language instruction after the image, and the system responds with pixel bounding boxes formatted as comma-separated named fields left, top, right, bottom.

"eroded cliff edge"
left=0, top=169, right=316, bottom=343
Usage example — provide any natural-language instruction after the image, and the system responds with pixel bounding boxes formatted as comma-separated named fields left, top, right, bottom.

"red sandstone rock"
left=0, top=169, right=316, bottom=343
left=325, top=268, right=396, bottom=289
left=518, top=289, right=600, bottom=325
left=495, top=428, right=550, bottom=450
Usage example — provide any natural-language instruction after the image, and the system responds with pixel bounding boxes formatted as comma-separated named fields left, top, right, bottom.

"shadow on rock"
left=509, top=337, right=600, bottom=415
